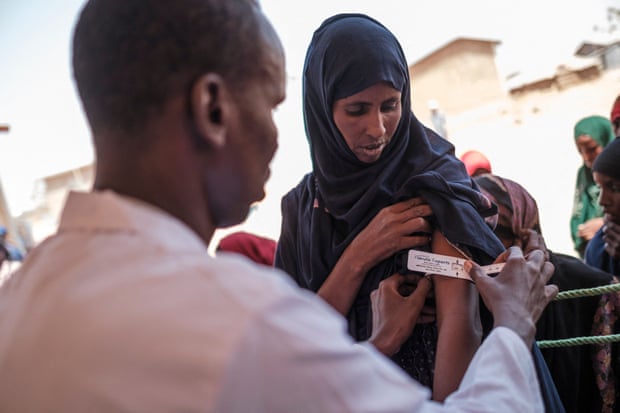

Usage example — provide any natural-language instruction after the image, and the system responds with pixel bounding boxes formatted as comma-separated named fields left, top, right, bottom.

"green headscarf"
left=570, top=115, right=615, bottom=257
left=574, top=115, right=614, bottom=147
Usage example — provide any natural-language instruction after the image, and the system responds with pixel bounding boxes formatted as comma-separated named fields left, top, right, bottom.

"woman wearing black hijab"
left=275, top=14, right=504, bottom=401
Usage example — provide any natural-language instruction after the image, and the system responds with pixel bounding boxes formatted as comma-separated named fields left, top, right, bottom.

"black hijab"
left=276, top=14, right=504, bottom=309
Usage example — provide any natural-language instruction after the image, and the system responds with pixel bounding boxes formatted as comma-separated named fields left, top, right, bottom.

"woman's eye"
left=345, top=106, right=366, bottom=116
left=381, top=100, right=400, bottom=112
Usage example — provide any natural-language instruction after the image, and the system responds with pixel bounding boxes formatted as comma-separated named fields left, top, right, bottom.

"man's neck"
left=93, top=148, right=216, bottom=248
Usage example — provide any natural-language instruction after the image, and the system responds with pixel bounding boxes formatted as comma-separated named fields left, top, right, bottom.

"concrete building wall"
left=409, top=38, right=506, bottom=125
left=603, top=43, right=620, bottom=69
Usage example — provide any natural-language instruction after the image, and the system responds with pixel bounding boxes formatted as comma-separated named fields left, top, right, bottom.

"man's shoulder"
left=110, top=250, right=305, bottom=319
left=2, top=246, right=315, bottom=350
left=204, top=253, right=303, bottom=306
left=9, top=239, right=303, bottom=326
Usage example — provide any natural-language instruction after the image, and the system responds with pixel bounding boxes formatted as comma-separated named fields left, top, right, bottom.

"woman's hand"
left=399, top=274, right=436, bottom=323
left=517, top=229, right=549, bottom=261
left=345, top=197, right=433, bottom=274
left=603, top=216, right=620, bottom=259
left=369, top=273, right=432, bottom=356
left=578, top=217, right=604, bottom=241
left=318, top=197, right=433, bottom=315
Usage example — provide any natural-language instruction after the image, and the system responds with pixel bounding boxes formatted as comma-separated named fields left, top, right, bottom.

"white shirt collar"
left=58, top=190, right=208, bottom=255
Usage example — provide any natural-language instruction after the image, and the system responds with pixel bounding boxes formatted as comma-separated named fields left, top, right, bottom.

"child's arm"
left=431, top=229, right=482, bottom=402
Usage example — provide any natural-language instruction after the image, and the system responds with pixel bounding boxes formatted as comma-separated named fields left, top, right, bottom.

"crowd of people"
left=0, top=0, right=618, bottom=412
left=460, top=99, right=620, bottom=411
left=473, top=173, right=614, bottom=412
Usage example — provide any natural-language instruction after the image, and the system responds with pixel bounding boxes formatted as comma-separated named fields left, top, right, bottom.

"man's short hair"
left=72, top=0, right=262, bottom=135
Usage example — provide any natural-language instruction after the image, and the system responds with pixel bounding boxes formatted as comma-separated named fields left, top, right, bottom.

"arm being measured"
left=430, top=230, right=482, bottom=402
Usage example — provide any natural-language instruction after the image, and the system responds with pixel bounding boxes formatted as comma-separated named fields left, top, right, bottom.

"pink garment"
left=217, top=231, right=276, bottom=266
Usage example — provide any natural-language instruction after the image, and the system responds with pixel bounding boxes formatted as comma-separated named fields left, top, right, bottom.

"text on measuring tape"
left=407, top=250, right=505, bottom=282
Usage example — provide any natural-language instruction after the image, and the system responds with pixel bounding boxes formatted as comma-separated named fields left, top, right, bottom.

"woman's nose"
left=599, top=193, right=608, bottom=208
left=366, top=111, right=386, bottom=138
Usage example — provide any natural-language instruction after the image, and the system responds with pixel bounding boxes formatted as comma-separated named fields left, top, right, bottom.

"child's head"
left=593, top=138, right=620, bottom=223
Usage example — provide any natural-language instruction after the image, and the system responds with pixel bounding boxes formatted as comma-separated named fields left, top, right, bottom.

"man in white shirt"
left=0, top=0, right=558, bottom=411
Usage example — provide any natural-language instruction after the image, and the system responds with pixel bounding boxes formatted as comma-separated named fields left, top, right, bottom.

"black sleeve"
left=274, top=190, right=301, bottom=286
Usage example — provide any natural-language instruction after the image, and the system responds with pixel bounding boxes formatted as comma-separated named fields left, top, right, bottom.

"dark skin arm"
left=429, top=231, right=481, bottom=402
left=578, top=217, right=604, bottom=242
left=317, top=197, right=433, bottom=315
left=369, top=233, right=557, bottom=394
left=318, top=196, right=474, bottom=401
left=430, top=229, right=554, bottom=400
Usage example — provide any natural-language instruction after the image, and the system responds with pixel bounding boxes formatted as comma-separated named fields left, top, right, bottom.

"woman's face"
left=576, top=134, right=603, bottom=168
left=594, top=171, right=620, bottom=223
left=332, top=82, right=402, bottom=163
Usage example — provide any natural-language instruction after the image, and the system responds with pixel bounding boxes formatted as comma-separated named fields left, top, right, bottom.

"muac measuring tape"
left=407, top=250, right=505, bottom=282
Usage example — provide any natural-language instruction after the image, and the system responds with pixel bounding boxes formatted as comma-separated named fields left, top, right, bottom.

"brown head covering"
left=474, top=174, right=541, bottom=239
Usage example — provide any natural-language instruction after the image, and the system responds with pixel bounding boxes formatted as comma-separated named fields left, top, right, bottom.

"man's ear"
left=190, top=73, right=230, bottom=148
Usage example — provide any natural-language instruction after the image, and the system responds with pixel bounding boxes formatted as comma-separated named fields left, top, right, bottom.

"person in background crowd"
left=584, top=137, right=620, bottom=412
left=428, top=99, right=448, bottom=139
left=460, top=149, right=492, bottom=177
left=0, top=226, right=24, bottom=264
left=585, top=137, right=620, bottom=274
left=216, top=231, right=276, bottom=266
left=0, top=1, right=557, bottom=411
left=475, top=173, right=613, bottom=413
left=610, top=94, right=620, bottom=138
left=570, top=115, right=615, bottom=258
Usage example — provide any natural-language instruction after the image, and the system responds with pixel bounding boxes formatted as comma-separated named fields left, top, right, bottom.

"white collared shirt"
left=0, top=190, right=543, bottom=412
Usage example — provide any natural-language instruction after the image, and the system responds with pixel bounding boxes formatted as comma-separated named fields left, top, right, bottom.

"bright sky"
left=0, top=0, right=614, bottom=243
